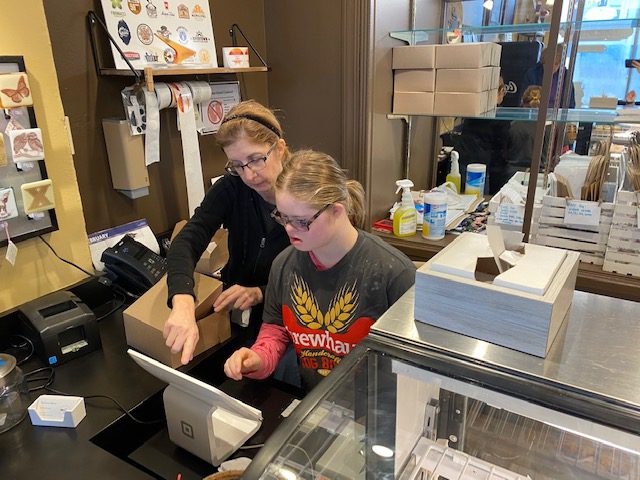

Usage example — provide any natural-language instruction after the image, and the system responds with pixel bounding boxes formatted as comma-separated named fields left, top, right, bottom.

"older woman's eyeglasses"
left=224, top=142, right=277, bottom=176
left=271, top=204, right=332, bottom=231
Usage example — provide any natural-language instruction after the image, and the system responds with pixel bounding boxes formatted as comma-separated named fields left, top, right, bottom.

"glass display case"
left=244, top=288, right=640, bottom=479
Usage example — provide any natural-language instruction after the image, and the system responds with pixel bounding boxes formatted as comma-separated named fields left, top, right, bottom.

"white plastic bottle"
left=465, top=163, right=487, bottom=196
left=422, top=190, right=447, bottom=240
left=393, top=179, right=417, bottom=237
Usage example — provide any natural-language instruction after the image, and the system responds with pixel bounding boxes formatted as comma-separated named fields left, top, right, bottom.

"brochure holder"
left=128, top=349, right=262, bottom=466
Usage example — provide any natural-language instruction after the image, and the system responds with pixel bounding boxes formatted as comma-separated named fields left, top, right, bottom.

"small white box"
left=435, top=43, right=495, bottom=69
left=433, top=91, right=487, bottom=116
left=393, top=45, right=436, bottom=69
left=436, top=67, right=494, bottom=93
left=394, top=69, right=435, bottom=92
left=393, top=91, right=434, bottom=114
left=28, top=395, right=86, bottom=428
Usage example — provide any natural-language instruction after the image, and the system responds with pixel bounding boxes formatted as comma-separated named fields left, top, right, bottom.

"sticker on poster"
left=146, top=0, right=158, bottom=17
left=121, top=87, right=146, bottom=135
left=199, top=82, right=241, bottom=135
left=137, top=23, right=154, bottom=44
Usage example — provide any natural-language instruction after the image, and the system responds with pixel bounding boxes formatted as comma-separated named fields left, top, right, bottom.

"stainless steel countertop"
left=371, top=287, right=640, bottom=409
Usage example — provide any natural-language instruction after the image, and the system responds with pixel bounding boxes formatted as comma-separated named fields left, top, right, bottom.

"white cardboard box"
left=436, top=67, right=494, bottom=93
left=393, top=91, right=434, bottom=115
left=435, top=43, right=495, bottom=69
left=415, top=233, right=579, bottom=357
left=394, top=69, right=435, bottom=92
left=433, top=91, right=487, bottom=116
left=492, top=43, right=503, bottom=67
left=393, top=45, right=436, bottom=69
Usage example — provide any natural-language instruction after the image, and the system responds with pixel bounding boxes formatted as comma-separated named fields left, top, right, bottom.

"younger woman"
left=224, top=150, right=415, bottom=391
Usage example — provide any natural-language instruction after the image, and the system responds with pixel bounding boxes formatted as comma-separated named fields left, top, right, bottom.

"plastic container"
left=446, top=151, right=461, bottom=193
left=465, top=163, right=487, bottom=196
left=422, top=191, right=447, bottom=240
left=393, top=179, right=417, bottom=237
left=0, top=353, right=30, bottom=433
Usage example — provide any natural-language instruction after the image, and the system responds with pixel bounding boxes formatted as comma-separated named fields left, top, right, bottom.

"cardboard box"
left=392, top=45, right=436, bottom=69
left=435, top=43, right=495, bottom=69
left=492, top=43, right=503, bottom=67
left=492, top=66, right=501, bottom=89
left=435, top=67, right=494, bottom=93
left=393, top=91, right=434, bottom=115
left=170, top=221, right=229, bottom=276
left=486, top=89, right=499, bottom=111
left=433, top=91, right=488, bottom=116
left=123, top=273, right=231, bottom=367
left=394, top=69, right=435, bottom=92
left=415, top=232, right=579, bottom=357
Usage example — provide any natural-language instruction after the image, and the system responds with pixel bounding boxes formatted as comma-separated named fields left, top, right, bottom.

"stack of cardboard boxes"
left=393, top=42, right=502, bottom=116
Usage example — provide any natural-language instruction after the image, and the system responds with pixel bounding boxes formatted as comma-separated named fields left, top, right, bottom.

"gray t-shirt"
left=263, top=230, right=416, bottom=390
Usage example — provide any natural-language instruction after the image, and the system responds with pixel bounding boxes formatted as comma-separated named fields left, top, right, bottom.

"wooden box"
left=532, top=196, right=613, bottom=265
left=603, top=191, right=640, bottom=277
left=415, top=233, right=579, bottom=357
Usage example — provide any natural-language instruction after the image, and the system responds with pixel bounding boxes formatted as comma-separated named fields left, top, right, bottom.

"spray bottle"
left=393, top=179, right=417, bottom=237
left=446, top=150, right=461, bottom=193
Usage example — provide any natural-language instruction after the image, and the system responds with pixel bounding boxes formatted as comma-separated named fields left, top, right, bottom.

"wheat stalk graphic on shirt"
left=290, top=274, right=359, bottom=333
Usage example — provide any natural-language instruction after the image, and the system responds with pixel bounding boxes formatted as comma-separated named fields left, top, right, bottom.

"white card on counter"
left=495, top=203, right=525, bottom=225
left=563, top=200, right=601, bottom=227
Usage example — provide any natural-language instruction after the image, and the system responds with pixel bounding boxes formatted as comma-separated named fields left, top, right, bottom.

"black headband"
left=221, top=113, right=282, bottom=138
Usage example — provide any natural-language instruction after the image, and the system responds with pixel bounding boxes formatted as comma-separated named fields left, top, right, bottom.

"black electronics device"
left=19, top=291, right=101, bottom=366
left=625, top=59, right=640, bottom=68
left=101, top=234, right=167, bottom=295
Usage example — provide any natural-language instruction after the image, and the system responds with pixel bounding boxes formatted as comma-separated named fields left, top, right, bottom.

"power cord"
left=23, top=367, right=164, bottom=425
left=4, top=334, right=35, bottom=365
left=38, top=235, right=140, bottom=303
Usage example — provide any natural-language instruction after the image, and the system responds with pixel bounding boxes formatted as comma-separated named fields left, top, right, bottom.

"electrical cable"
left=238, top=443, right=265, bottom=450
left=38, top=235, right=140, bottom=301
left=4, top=334, right=35, bottom=365
left=94, top=290, right=127, bottom=322
left=44, top=386, right=165, bottom=425
left=39, top=235, right=95, bottom=277
left=24, top=367, right=55, bottom=392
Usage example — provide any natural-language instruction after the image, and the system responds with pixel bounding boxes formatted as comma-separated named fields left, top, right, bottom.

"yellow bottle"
left=393, top=179, right=417, bottom=237
left=446, top=150, right=461, bottom=193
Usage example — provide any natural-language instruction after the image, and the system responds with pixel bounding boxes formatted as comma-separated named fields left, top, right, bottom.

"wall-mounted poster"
left=99, top=0, right=218, bottom=70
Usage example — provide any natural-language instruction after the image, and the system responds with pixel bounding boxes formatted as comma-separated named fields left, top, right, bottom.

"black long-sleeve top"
left=166, top=175, right=291, bottom=326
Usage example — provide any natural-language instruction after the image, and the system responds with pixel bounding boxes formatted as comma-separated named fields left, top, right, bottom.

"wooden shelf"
left=99, top=66, right=269, bottom=76
left=374, top=230, right=640, bottom=303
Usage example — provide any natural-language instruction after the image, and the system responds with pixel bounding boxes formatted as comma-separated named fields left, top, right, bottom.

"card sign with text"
left=495, top=203, right=525, bottom=226
left=563, top=200, right=601, bottom=227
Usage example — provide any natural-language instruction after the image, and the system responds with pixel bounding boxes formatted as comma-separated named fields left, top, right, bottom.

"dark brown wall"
left=264, top=1, right=343, bottom=160
left=43, top=0, right=268, bottom=235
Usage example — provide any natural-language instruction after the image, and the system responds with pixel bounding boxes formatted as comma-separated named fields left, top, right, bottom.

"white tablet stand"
left=128, top=349, right=263, bottom=466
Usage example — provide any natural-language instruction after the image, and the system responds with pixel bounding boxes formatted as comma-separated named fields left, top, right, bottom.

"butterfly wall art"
left=0, top=73, right=33, bottom=108
left=8, top=128, right=45, bottom=162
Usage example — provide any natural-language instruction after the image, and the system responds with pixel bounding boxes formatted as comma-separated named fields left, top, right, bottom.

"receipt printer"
left=19, top=291, right=101, bottom=366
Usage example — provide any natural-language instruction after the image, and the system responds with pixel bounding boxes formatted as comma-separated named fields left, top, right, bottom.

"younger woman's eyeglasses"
left=224, top=142, right=277, bottom=176
left=271, top=204, right=332, bottom=231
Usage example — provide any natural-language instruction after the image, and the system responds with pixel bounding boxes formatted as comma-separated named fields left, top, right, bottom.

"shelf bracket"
left=87, top=10, right=142, bottom=84
left=229, top=23, right=268, bottom=68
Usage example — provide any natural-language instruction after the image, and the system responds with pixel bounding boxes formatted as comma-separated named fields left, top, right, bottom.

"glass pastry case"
left=244, top=288, right=640, bottom=479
